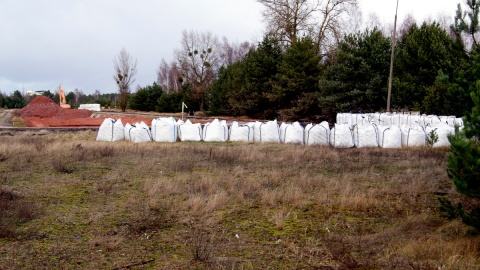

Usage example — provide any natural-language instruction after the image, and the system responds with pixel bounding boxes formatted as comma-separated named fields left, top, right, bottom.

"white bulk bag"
left=330, top=124, right=354, bottom=148
left=401, top=125, right=426, bottom=147
left=203, top=119, right=228, bottom=142
left=229, top=121, right=254, bottom=142
left=253, top=121, right=263, bottom=142
left=391, top=113, right=402, bottom=126
left=425, top=123, right=455, bottom=148
left=439, top=116, right=456, bottom=127
left=423, top=115, right=441, bottom=127
left=370, top=113, right=381, bottom=126
left=151, top=117, right=178, bottom=143
left=405, top=114, right=421, bottom=128
left=378, top=125, right=402, bottom=148
left=353, top=124, right=379, bottom=148
left=362, top=114, right=372, bottom=126
left=258, top=120, right=280, bottom=143
left=280, top=121, right=304, bottom=144
left=380, top=113, right=392, bottom=126
left=124, top=122, right=152, bottom=143
left=96, top=118, right=125, bottom=142
left=178, top=119, right=202, bottom=142
left=455, top=118, right=464, bottom=128
left=304, top=121, right=330, bottom=145
left=336, top=113, right=345, bottom=125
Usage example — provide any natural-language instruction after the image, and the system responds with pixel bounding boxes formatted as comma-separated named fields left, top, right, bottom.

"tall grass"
left=0, top=130, right=478, bottom=269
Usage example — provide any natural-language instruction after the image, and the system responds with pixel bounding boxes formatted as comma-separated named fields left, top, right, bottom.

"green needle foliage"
left=445, top=81, right=480, bottom=230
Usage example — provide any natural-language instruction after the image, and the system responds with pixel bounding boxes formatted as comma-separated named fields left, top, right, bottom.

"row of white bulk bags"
left=96, top=118, right=125, bottom=142
left=125, top=122, right=152, bottom=143
left=330, top=124, right=354, bottom=148
left=254, top=120, right=280, bottom=143
left=280, top=121, right=304, bottom=144
left=353, top=124, right=379, bottom=148
left=338, top=113, right=463, bottom=128
left=178, top=119, right=202, bottom=142
left=304, top=122, right=330, bottom=145
left=151, top=117, right=178, bottom=142
left=229, top=121, right=254, bottom=142
left=203, top=119, right=228, bottom=142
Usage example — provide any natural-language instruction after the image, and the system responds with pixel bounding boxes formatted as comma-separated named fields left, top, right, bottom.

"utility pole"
left=387, top=0, right=399, bottom=112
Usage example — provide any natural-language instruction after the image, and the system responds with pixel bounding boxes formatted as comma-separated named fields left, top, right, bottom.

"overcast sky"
left=0, top=0, right=460, bottom=95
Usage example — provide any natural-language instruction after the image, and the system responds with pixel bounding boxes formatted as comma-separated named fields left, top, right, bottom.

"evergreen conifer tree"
left=445, top=82, right=480, bottom=229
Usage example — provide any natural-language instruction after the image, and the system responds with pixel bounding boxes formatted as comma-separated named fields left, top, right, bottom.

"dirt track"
left=0, top=110, right=12, bottom=127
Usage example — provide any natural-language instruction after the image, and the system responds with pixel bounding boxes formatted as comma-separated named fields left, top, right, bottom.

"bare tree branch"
left=113, top=48, right=137, bottom=112
left=257, top=0, right=358, bottom=55
left=175, top=30, right=220, bottom=110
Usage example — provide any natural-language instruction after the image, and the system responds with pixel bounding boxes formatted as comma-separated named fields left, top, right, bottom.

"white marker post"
left=181, top=102, right=188, bottom=121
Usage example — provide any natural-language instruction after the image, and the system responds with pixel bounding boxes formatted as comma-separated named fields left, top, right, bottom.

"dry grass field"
left=0, top=130, right=479, bottom=269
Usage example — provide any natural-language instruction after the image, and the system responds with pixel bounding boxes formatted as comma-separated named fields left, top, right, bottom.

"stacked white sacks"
left=336, top=112, right=462, bottom=148
left=96, top=118, right=125, bottom=142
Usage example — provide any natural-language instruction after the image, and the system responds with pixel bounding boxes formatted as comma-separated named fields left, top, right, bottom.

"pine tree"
left=445, top=81, right=480, bottom=229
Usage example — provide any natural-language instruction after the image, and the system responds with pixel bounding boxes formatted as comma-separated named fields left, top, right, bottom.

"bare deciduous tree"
left=258, top=0, right=317, bottom=46
left=257, top=0, right=358, bottom=55
left=220, top=37, right=254, bottom=66
left=73, top=88, right=84, bottom=104
left=175, top=30, right=220, bottom=111
left=113, top=48, right=137, bottom=112
left=157, top=59, right=182, bottom=93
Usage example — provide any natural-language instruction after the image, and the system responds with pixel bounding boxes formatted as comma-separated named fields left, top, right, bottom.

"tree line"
left=126, top=1, right=479, bottom=123
left=0, top=89, right=117, bottom=109
left=3, top=0, right=479, bottom=124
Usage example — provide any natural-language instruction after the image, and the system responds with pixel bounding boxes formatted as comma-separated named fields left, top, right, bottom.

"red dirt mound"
left=19, top=96, right=63, bottom=118
left=19, top=96, right=93, bottom=120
